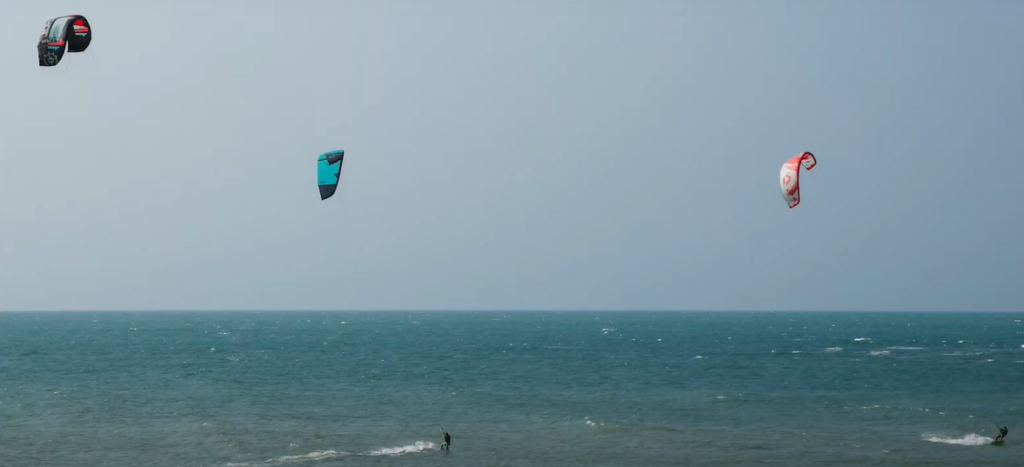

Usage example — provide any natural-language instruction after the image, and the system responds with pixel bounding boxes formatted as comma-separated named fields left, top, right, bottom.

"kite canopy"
left=37, top=15, right=92, bottom=67
left=779, top=151, right=817, bottom=209
left=317, top=150, right=345, bottom=200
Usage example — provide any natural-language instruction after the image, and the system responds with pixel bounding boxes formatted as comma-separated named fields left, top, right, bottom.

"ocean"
left=1, top=311, right=1021, bottom=466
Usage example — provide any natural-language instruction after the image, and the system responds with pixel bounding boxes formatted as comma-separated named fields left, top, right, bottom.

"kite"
left=38, top=15, right=92, bottom=67
left=317, top=150, right=346, bottom=200
left=779, top=151, right=817, bottom=209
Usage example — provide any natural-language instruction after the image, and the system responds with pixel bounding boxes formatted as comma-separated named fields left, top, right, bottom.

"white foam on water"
left=275, top=450, right=345, bottom=462
left=224, top=449, right=348, bottom=467
left=923, top=433, right=993, bottom=446
left=223, top=441, right=438, bottom=467
left=365, top=441, right=436, bottom=456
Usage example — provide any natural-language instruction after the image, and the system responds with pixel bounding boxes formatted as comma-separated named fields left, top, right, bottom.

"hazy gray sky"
left=1, top=0, right=1021, bottom=312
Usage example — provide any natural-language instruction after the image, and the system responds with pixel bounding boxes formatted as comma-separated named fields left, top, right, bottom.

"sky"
left=1, top=0, right=1021, bottom=312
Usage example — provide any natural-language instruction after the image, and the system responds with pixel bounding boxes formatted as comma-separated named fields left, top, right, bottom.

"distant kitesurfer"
left=995, top=425, right=1008, bottom=442
left=441, top=431, right=451, bottom=451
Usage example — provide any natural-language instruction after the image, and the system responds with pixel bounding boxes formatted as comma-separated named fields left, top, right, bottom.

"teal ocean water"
left=1, top=311, right=1022, bottom=467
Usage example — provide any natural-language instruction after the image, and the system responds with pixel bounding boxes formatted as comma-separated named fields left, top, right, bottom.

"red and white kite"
left=779, top=152, right=817, bottom=209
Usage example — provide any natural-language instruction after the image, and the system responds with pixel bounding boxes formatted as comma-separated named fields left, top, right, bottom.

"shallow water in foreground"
left=1, top=311, right=1022, bottom=466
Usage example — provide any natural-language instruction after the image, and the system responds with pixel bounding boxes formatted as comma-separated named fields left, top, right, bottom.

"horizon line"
left=2, top=309, right=1022, bottom=313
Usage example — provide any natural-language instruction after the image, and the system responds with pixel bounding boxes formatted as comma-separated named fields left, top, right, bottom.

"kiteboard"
left=991, top=439, right=1005, bottom=446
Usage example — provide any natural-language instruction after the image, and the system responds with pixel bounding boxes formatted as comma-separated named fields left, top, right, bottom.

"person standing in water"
left=440, top=431, right=451, bottom=451
left=995, top=425, right=1008, bottom=442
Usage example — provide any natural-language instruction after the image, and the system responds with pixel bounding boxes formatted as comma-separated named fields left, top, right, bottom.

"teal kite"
left=317, top=150, right=345, bottom=200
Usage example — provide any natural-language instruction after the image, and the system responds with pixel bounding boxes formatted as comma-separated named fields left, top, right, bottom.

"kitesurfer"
left=441, top=431, right=451, bottom=450
left=995, top=425, right=1008, bottom=442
